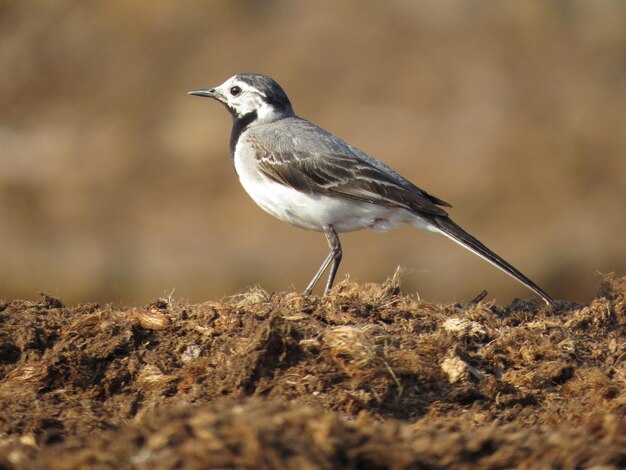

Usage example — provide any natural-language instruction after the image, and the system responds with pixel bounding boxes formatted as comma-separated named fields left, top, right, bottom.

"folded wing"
left=248, top=119, right=451, bottom=217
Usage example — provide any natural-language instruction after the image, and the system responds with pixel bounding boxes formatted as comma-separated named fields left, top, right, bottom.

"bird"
left=188, top=73, right=556, bottom=307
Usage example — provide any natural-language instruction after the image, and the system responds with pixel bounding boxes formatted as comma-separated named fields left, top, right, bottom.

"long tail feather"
left=432, top=216, right=556, bottom=307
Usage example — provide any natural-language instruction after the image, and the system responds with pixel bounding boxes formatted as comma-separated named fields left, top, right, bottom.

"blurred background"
left=1, top=0, right=625, bottom=305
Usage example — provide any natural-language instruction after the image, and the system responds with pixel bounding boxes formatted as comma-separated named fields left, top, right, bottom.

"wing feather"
left=247, top=118, right=451, bottom=217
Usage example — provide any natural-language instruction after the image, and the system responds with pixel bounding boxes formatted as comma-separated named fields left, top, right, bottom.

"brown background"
left=1, top=0, right=624, bottom=305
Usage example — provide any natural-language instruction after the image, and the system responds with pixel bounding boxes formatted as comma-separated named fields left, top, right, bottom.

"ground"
left=0, top=273, right=624, bottom=469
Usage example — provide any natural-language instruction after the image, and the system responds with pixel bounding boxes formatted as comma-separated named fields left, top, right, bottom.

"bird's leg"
left=303, top=252, right=333, bottom=296
left=303, top=225, right=342, bottom=296
left=322, top=226, right=342, bottom=295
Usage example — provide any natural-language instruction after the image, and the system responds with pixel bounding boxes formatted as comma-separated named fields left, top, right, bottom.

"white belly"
left=245, top=176, right=416, bottom=232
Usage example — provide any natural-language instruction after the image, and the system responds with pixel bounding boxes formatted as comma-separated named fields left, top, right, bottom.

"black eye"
left=230, top=86, right=242, bottom=96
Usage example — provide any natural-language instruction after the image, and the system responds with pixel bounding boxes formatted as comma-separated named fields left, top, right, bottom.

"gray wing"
left=247, top=117, right=451, bottom=217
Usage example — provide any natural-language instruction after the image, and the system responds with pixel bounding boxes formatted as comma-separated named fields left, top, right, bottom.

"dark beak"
left=188, top=88, right=218, bottom=99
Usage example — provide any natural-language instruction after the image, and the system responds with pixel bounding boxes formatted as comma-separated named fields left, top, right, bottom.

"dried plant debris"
left=0, top=274, right=625, bottom=469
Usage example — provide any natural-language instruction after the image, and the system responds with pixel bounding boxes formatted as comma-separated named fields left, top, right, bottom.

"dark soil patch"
left=0, top=274, right=624, bottom=469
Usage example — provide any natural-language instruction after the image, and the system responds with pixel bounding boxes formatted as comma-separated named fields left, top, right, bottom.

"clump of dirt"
left=0, top=273, right=624, bottom=469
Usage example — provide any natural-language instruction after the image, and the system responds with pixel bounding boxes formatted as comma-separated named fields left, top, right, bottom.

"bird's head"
left=189, top=73, right=293, bottom=122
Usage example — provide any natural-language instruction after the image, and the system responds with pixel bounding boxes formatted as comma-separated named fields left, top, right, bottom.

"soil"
left=0, top=273, right=624, bottom=469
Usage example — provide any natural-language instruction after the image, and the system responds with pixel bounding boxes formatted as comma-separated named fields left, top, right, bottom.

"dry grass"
left=0, top=273, right=624, bottom=468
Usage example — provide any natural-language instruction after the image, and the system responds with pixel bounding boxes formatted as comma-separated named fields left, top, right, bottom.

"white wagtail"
left=189, top=73, right=555, bottom=307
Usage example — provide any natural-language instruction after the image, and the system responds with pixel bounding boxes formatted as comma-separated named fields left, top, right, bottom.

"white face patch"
left=215, top=76, right=279, bottom=121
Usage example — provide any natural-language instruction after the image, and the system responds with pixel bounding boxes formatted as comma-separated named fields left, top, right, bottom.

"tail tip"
left=543, top=296, right=558, bottom=309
